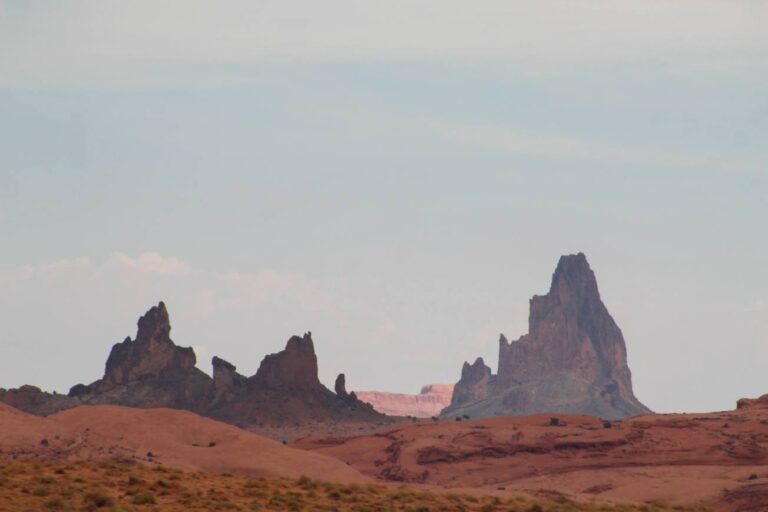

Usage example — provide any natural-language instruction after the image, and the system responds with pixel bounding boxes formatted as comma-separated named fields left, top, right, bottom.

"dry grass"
left=0, top=459, right=710, bottom=512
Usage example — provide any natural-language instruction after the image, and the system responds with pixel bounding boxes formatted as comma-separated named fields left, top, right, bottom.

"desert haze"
left=2, top=254, right=767, bottom=510
left=2, top=2, right=766, bottom=510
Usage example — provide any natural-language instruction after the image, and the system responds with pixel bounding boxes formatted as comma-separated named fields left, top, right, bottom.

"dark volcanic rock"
left=335, top=373, right=348, bottom=398
left=450, top=358, right=492, bottom=408
left=212, top=357, right=246, bottom=391
left=251, top=333, right=320, bottom=390
left=443, top=253, right=650, bottom=420
left=101, top=302, right=196, bottom=388
left=212, top=356, right=247, bottom=404
left=0, top=303, right=383, bottom=427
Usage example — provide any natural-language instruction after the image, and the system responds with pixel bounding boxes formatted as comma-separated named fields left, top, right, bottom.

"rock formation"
left=335, top=373, right=349, bottom=398
left=250, top=333, right=320, bottom=390
left=0, top=302, right=382, bottom=427
left=100, top=302, right=197, bottom=387
left=737, top=394, right=768, bottom=409
left=443, top=253, right=650, bottom=420
left=355, top=384, right=454, bottom=417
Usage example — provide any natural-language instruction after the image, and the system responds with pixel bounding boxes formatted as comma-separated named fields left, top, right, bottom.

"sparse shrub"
left=82, top=491, right=115, bottom=510
left=455, top=417, right=462, bottom=422
left=45, top=497, right=65, bottom=509
left=219, top=501, right=242, bottom=510
left=462, top=414, right=470, bottom=420
left=603, top=421, right=612, bottom=429
left=549, top=417, right=560, bottom=426
left=132, top=491, right=156, bottom=505
left=208, top=441, right=217, bottom=447
left=296, top=475, right=317, bottom=490
left=127, top=475, right=141, bottom=486
left=749, top=473, right=759, bottom=480
left=40, top=438, right=49, bottom=446
left=33, top=485, right=50, bottom=496
left=39, top=475, right=56, bottom=484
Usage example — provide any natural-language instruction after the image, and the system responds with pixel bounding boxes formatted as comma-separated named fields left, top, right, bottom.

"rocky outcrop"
left=450, top=359, right=492, bottom=409
left=335, top=374, right=349, bottom=398
left=0, top=302, right=383, bottom=427
left=101, top=302, right=196, bottom=387
left=0, top=385, right=77, bottom=417
left=737, top=394, right=768, bottom=409
left=355, top=384, right=455, bottom=418
left=212, top=356, right=247, bottom=403
left=443, top=253, right=650, bottom=420
left=251, top=333, right=320, bottom=390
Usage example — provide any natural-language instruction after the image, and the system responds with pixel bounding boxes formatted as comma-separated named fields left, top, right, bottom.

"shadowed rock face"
left=335, top=374, right=349, bottom=398
left=102, top=302, right=196, bottom=387
left=251, top=333, right=320, bottom=390
left=0, top=303, right=381, bottom=426
left=450, top=358, right=492, bottom=408
left=443, top=253, right=650, bottom=420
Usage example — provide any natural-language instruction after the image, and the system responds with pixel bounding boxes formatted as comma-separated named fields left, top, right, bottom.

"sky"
left=1, top=0, right=767, bottom=413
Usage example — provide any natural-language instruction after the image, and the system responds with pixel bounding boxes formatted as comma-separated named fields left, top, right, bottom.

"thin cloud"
left=106, top=252, right=196, bottom=276
left=438, top=123, right=766, bottom=172
left=13, top=256, right=91, bottom=279
left=1, top=0, right=765, bottom=87
left=7, top=252, right=335, bottom=316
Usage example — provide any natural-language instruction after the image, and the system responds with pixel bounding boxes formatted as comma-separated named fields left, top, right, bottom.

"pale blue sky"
left=1, top=1, right=767, bottom=413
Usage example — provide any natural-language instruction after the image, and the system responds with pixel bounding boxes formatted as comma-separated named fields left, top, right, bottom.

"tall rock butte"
left=0, top=302, right=382, bottom=427
left=443, top=253, right=650, bottom=420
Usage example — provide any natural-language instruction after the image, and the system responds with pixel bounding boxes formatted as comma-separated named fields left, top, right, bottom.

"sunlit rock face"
left=355, top=384, right=455, bottom=418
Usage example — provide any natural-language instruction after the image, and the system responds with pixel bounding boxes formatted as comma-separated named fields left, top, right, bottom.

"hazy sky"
left=1, top=1, right=767, bottom=413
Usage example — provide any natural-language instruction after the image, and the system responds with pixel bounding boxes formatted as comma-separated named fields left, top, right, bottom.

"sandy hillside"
left=0, top=403, right=365, bottom=483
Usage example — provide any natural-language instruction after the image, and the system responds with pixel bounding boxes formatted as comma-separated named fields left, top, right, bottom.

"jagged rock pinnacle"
left=444, top=253, right=650, bottom=420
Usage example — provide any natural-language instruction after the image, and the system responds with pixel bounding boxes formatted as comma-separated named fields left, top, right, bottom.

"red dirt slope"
left=296, top=404, right=768, bottom=510
left=0, top=403, right=365, bottom=483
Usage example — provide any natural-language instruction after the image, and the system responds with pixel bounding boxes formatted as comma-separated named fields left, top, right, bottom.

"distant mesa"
left=0, top=302, right=383, bottom=428
left=442, top=253, right=650, bottom=420
left=355, top=384, right=454, bottom=418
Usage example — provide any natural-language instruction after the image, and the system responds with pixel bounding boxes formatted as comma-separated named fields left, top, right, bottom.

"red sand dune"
left=0, top=403, right=365, bottom=483
left=295, top=403, right=768, bottom=510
